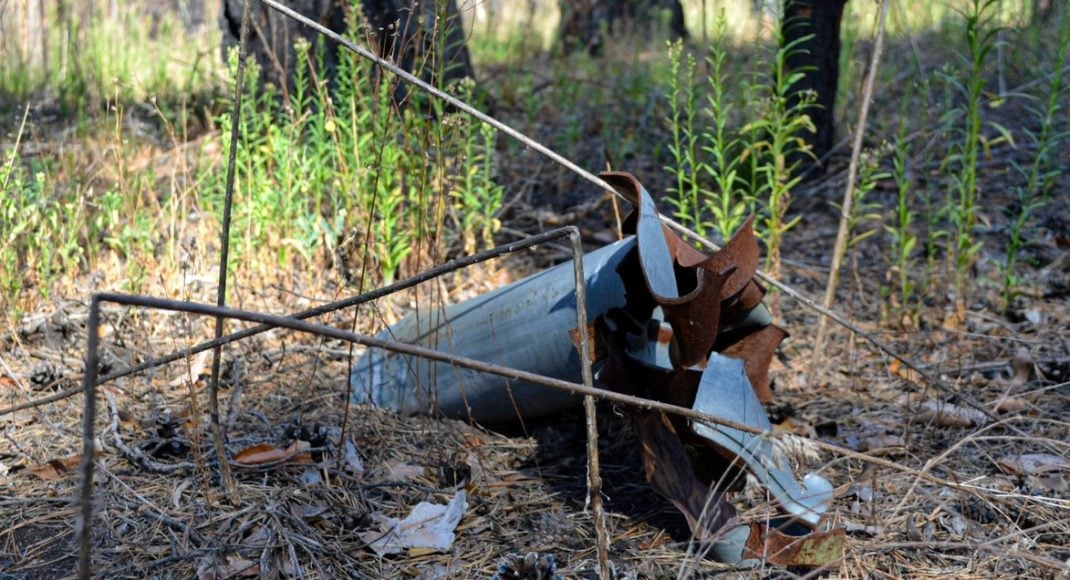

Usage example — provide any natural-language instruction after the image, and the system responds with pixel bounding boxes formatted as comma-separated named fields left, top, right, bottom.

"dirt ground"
left=2, top=8, right=1070, bottom=579
left=1, top=162, right=1068, bottom=577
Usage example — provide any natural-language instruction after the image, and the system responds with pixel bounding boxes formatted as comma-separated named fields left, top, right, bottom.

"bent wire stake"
left=75, top=292, right=775, bottom=579
left=76, top=226, right=614, bottom=579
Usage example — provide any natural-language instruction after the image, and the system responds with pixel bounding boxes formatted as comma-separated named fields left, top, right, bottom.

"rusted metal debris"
left=352, top=172, right=841, bottom=568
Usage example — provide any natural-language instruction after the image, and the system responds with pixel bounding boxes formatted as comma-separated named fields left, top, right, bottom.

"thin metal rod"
left=77, top=293, right=997, bottom=486
left=113, top=294, right=765, bottom=429
left=258, top=0, right=993, bottom=420
left=1, top=227, right=582, bottom=419
left=73, top=291, right=1003, bottom=573
left=208, top=0, right=253, bottom=505
left=569, top=230, right=609, bottom=579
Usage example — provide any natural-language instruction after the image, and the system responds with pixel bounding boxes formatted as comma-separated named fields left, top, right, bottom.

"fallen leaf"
left=27, top=454, right=82, bottom=481
left=234, top=444, right=287, bottom=465
left=743, top=523, right=844, bottom=569
left=898, top=395, right=988, bottom=428
left=1009, top=347, right=1033, bottom=387
left=343, top=440, right=364, bottom=477
left=993, top=396, right=1028, bottom=414
left=196, top=555, right=259, bottom=580
left=888, top=359, right=922, bottom=384
left=1032, top=475, right=1068, bottom=493
left=859, top=434, right=906, bottom=454
left=299, top=468, right=322, bottom=485
left=169, top=351, right=211, bottom=388
left=846, top=484, right=875, bottom=503
left=294, top=504, right=328, bottom=519
left=996, top=453, right=1070, bottom=476
left=234, top=441, right=311, bottom=466
left=1, top=410, right=37, bottom=426
left=384, top=461, right=424, bottom=481
left=938, top=509, right=968, bottom=537
left=841, top=521, right=884, bottom=536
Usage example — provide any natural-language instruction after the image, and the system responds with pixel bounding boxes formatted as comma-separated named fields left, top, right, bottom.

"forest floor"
left=2, top=11, right=1070, bottom=580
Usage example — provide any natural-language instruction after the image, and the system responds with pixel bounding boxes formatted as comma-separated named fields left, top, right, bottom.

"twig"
left=77, top=297, right=102, bottom=580
left=810, top=0, right=890, bottom=383
left=77, top=293, right=1006, bottom=499
left=73, top=288, right=1051, bottom=578
left=100, top=466, right=205, bottom=547
left=861, top=541, right=1070, bottom=572
left=569, top=230, right=609, bottom=579
left=103, top=388, right=194, bottom=474
left=206, top=0, right=253, bottom=507
left=0, top=102, right=30, bottom=194
left=223, top=367, right=245, bottom=433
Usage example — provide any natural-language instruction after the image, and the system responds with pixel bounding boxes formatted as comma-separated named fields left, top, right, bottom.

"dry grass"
left=2, top=1, right=1069, bottom=578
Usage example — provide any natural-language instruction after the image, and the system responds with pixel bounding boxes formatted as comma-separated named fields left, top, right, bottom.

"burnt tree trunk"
left=558, top=0, right=687, bottom=56
left=1031, top=0, right=1057, bottom=24
left=221, top=0, right=474, bottom=102
left=782, top=0, right=847, bottom=165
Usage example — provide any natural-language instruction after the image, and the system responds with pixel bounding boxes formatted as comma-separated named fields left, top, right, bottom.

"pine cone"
left=492, top=552, right=561, bottom=580
left=29, top=361, right=65, bottom=390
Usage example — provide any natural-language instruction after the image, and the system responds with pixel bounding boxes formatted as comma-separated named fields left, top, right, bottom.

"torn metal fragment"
left=690, top=354, right=833, bottom=526
left=743, top=521, right=845, bottom=569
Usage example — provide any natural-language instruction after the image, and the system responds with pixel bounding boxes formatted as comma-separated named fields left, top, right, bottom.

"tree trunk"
left=782, top=0, right=847, bottom=165
left=558, top=0, right=687, bottom=56
left=1032, top=0, right=1055, bottom=25
left=361, top=0, right=474, bottom=103
left=221, top=0, right=474, bottom=102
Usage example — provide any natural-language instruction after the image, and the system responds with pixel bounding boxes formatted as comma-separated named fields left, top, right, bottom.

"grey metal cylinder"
left=351, top=237, right=637, bottom=423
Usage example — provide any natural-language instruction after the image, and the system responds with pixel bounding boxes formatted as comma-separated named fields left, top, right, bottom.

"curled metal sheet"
left=352, top=171, right=839, bottom=567
left=690, top=354, right=833, bottom=526
left=351, top=237, right=636, bottom=423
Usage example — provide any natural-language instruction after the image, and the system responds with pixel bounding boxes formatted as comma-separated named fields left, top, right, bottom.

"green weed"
left=1001, top=8, right=1070, bottom=310
left=885, top=109, right=919, bottom=323
left=943, top=0, right=1008, bottom=318
left=662, top=9, right=813, bottom=261
left=200, top=9, right=498, bottom=287
left=739, top=16, right=816, bottom=284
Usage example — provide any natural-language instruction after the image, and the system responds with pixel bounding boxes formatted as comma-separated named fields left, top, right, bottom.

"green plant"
left=741, top=18, right=816, bottom=285
left=661, top=9, right=813, bottom=257
left=452, top=92, right=505, bottom=254
left=943, top=0, right=1010, bottom=318
left=1001, top=8, right=1070, bottom=310
left=200, top=8, right=499, bottom=287
left=886, top=113, right=919, bottom=322
left=832, top=149, right=888, bottom=254
left=700, top=11, right=750, bottom=242
left=0, top=0, right=215, bottom=116
left=664, top=40, right=705, bottom=235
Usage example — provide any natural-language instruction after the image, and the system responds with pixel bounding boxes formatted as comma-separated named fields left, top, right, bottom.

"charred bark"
left=782, top=0, right=847, bottom=165
left=1032, top=0, right=1055, bottom=24
left=558, top=0, right=687, bottom=57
